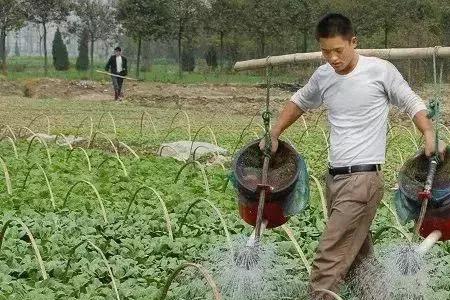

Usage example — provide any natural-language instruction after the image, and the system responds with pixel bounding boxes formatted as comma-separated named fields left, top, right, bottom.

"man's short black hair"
left=315, top=13, right=355, bottom=41
left=114, top=47, right=122, bottom=52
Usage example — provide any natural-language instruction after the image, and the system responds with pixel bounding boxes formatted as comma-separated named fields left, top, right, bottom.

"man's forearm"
left=413, top=110, right=434, bottom=138
left=413, top=109, right=447, bottom=159
left=271, top=102, right=304, bottom=138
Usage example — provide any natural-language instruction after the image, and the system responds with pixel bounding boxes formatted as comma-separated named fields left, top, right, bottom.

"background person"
left=105, top=46, right=128, bottom=101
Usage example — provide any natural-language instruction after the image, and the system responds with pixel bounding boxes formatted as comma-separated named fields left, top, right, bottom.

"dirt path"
left=1, top=77, right=292, bottom=115
left=1, top=77, right=449, bottom=118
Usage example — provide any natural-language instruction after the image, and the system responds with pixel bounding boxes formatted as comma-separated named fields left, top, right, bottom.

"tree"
left=14, top=32, right=20, bottom=56
left=442, top=6, right=450, bottom=44
left=76, top=27, right=89, bottom=71
left=285, top=0, right=328, bottom=53
left=168, top=0, right=208, bottom=76
left=24, top=0, right=70, bottom=75
left=442, top=5, right=450, bottom=81
left=74, top=0, right=117, bottom=76
left=207, top=0, right=240, bottom=68
left=181, top=45, right=195, bottom=71
left=140, top=40, right=152, bottom=72
left=32, top=23, right=44, bottom=56
left=205, top=45, right=217, bottom=69
left=0, top=0, right=26, bottom=74
left=117, top=0, right=171, bottom=78
left=242, top=0, right=286, bottom=57
left=52, top=28, right=70, bottom=70
left=403, top=4, right=431, bottom=47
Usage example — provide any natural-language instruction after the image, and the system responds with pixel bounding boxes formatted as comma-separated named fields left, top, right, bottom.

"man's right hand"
left=259, top=134, right=279, bottom=155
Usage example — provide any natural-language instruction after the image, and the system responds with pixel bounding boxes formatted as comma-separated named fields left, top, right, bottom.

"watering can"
left=231, top=139, right=308, bottom=229
left=418, top=194, right=450, bottom=241
left=396, top=148, right=450, bottom=242
left=417, top=152, right=450, bottom=242
left=393, top=155, right=449, bottom=276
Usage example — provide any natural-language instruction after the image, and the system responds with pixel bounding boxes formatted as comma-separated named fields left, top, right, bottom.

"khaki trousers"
left=309, top=171, right=384, bottom=299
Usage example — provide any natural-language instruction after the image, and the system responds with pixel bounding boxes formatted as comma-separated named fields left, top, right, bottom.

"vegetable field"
left=1, top=92, right=450, bottom=300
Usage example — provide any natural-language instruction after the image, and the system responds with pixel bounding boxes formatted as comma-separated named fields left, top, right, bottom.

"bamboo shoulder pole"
left=234, top=46, right=450, bottom=71
left=96, top=70, right=139, bottom=81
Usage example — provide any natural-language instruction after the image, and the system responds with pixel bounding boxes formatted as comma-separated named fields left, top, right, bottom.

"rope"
left=433, top=47, right=438, bottom=85
left=414, top=46, right=443, bottom=238
left=254, top=57, right=273, bottom=242
left=262, top=56, right=273, bottom=158
left=430, top=47, right=442, bottom=166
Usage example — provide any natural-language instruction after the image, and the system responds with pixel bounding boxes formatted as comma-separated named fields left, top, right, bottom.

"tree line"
left=0, top=0, right=449, bottom=78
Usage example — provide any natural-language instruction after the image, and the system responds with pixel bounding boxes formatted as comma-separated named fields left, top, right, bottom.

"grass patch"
left=3, top=56, right=301, bottom=85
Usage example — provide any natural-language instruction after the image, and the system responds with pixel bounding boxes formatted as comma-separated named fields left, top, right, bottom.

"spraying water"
left=207, top=235, right=307, bottom=300
left=348, top=238, right=443, bottom=300
left=349, top=245, right=426, bottom=299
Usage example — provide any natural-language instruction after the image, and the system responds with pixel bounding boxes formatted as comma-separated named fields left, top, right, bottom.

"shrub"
left=52, top=28, right=70, bottom=71
left=75, top=28, right=89, bottom=71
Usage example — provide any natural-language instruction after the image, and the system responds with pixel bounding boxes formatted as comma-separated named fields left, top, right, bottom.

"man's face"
left=115, top=50, right=121, bottom=56
left=319, top=35, right=357, bottom=73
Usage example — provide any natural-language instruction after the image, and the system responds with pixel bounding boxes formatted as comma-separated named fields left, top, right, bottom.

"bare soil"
left=1, top=77, right=449, bottom=119
left=21, top=78, right=110, bottom=100
left=1, top=77, right=291, bottom=115
left=126, top=82, right=291, bottom=114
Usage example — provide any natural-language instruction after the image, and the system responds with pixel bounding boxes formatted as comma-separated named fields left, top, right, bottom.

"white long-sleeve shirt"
left=291, top=55, right=427, bottom=167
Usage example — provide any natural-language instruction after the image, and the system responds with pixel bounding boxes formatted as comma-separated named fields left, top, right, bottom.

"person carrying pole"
left=105, top=46, right=128, bottom=101
left=262, top=13, right=446, bottom=299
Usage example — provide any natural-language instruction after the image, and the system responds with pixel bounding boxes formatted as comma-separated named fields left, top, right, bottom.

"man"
left=105, top=47, right=128, bottom=101
left=263, top=13, right=445, bottom=299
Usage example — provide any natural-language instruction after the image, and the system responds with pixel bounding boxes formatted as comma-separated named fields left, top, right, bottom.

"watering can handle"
left=415, top=158, right=438, bottom=237
left=418, top=159, right=438, bottom=201
left=254, top=156, right=271, bottom=241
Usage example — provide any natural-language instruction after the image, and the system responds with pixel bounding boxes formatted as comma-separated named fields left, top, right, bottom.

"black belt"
left=328, top=164, right=381, bottom=176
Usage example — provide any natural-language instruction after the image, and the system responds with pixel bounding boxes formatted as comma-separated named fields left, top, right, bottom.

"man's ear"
left=351, top=36, right=358, bottom=49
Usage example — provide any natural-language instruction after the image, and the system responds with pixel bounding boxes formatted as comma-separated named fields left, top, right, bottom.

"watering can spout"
left=416, top=230, right=442, bottom=255
left=246, top=219, right=268, bottom=247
